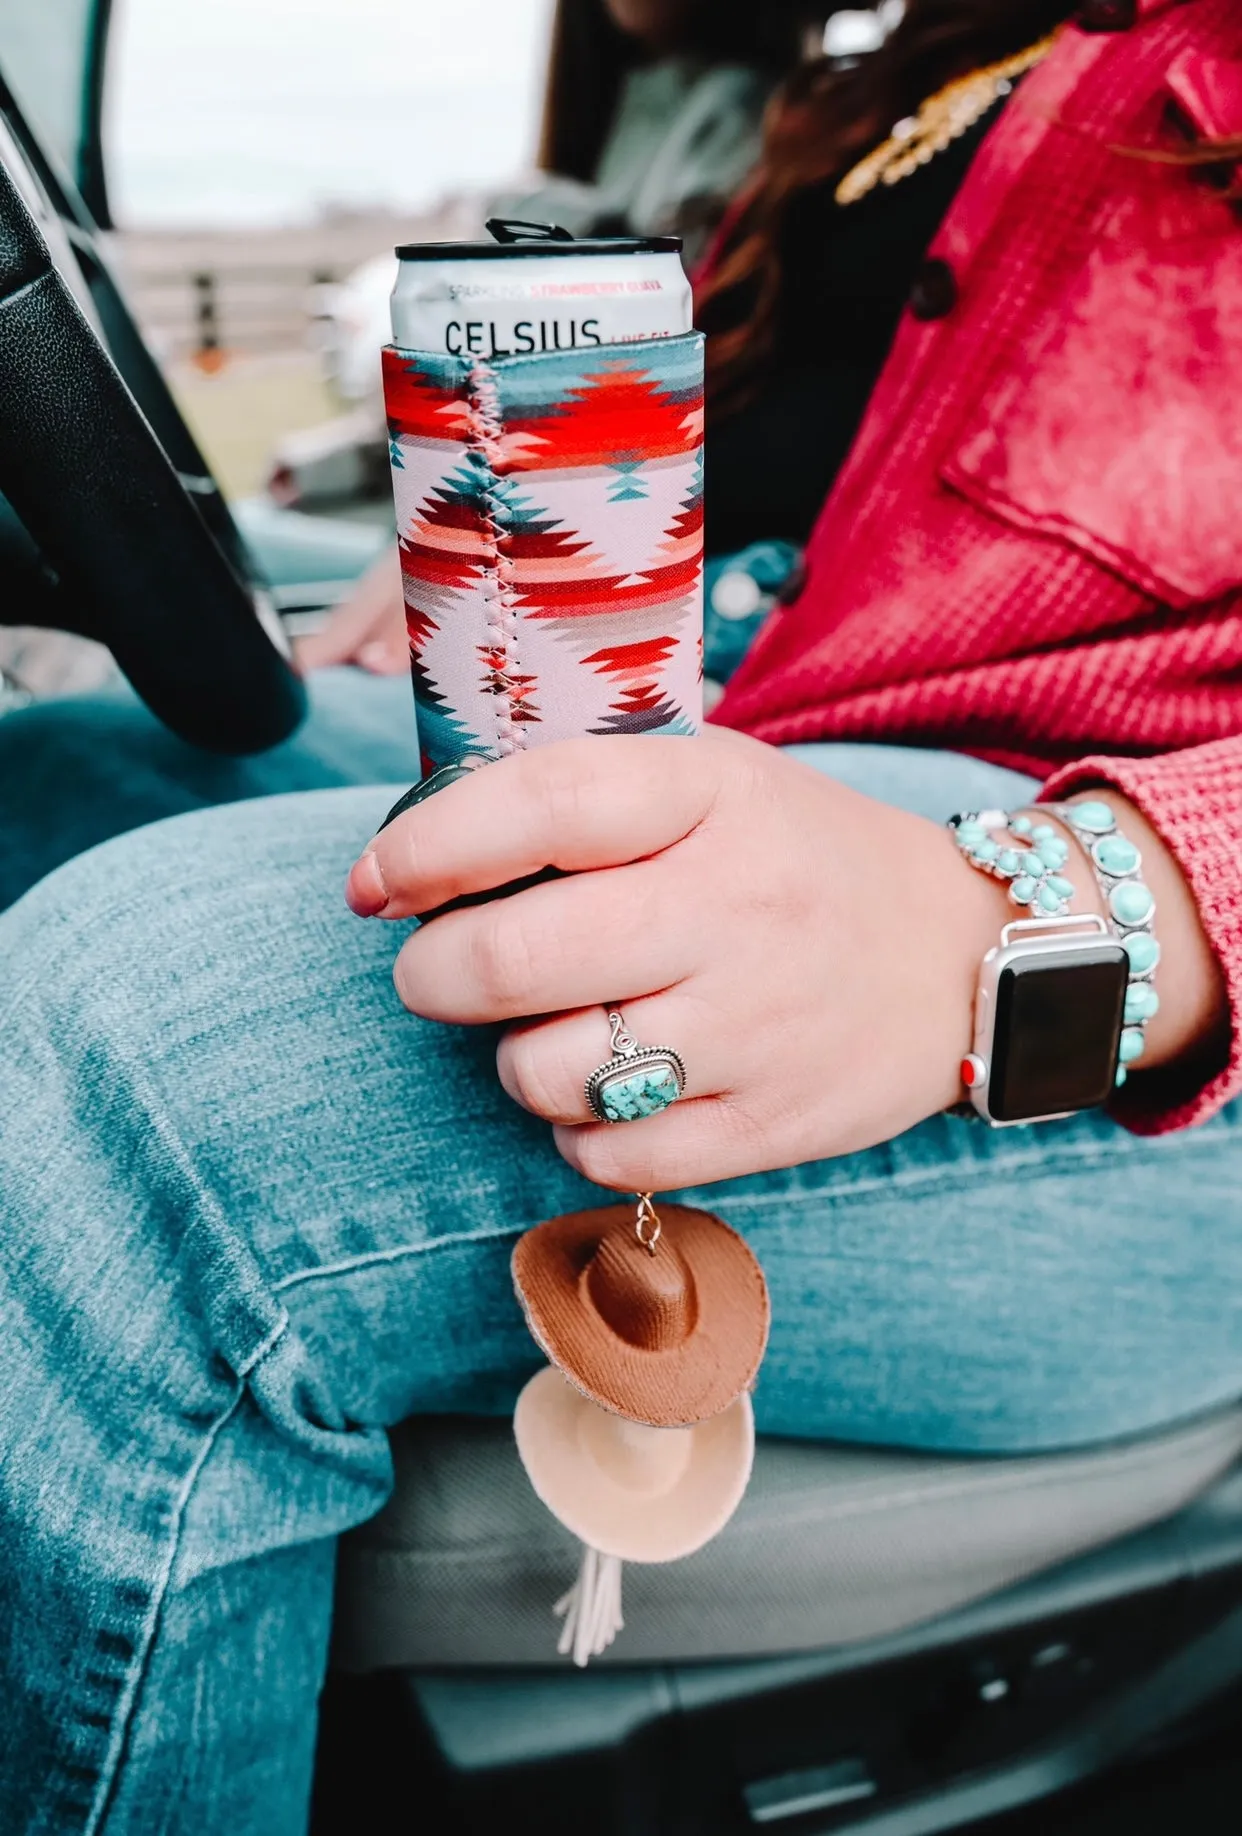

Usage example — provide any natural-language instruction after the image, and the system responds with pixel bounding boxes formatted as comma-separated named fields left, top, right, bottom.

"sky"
left=106, top=0, right=555, bottom=227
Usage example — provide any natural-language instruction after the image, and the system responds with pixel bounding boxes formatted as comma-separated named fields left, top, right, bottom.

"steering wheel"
left=0, top=133, right=305, bottom=754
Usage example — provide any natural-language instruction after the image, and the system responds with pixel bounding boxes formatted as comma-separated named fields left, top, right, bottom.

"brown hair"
left=697, top=0, right=1242, bottom=407
left=537, top=0, right=820, bottom=186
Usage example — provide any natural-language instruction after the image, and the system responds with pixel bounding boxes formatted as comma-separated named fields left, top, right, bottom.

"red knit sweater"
left=715, top=0, right=1242, bottom=1135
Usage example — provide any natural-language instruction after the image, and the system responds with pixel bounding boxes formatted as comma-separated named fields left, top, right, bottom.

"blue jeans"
left=0, top=670, right=421, bottom=913
left=2, top=678, right=1242, bottom=1833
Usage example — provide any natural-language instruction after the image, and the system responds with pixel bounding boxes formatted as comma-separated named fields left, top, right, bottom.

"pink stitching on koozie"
left=466, top=361, right=524, bottom=755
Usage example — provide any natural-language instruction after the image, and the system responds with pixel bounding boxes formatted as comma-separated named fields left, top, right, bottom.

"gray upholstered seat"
left=333, top=1403, right=1242, bottom=1671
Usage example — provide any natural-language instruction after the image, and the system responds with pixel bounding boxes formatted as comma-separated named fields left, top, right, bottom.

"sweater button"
left=1076, top=0, right=1136, bottom=30
left=909, top=257, right=958, bottom=321
left=775, top=556, right=808, bottom=605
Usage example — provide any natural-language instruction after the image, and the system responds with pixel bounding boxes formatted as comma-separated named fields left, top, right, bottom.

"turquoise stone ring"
left=586, top=1010, right=687, bottom=1125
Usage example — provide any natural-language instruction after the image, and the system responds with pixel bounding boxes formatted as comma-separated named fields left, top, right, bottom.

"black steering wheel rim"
left=0, top=148, right=306, bottom=754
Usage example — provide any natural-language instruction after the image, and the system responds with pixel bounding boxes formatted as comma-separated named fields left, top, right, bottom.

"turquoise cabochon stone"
left=1110, top=880, right=1155, bottom=927
left=1072, top=800, right=1116, bottom=834
left=1124, top=931, right=1161, bottom=975
left=1125, top=982, right=1160, bottom=1023
left=1118, top=1026, right=1146, bottom=1065
left=1094, top=832, right=1141, bottom=877
left=600, top=1065, right=679, bottom=1123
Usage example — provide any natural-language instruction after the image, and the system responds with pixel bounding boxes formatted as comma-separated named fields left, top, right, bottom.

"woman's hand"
left=294, top=543, right=408, bottom=675
left=345, top=730, right=1014, bottom=1189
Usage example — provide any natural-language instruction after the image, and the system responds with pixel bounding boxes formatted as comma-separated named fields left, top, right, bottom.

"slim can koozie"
left=382, top=222, right=704, bottom=779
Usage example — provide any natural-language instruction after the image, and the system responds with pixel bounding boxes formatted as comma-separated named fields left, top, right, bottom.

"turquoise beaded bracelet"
left=948, top=809, right=1076, bottom=916
left=1046, top=799, right=1159, bottom=1086
left=949, top=800, right=1158, bottom=1088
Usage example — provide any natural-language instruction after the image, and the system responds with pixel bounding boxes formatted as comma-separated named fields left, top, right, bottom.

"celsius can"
left=390, top=217, right=692, bottom=358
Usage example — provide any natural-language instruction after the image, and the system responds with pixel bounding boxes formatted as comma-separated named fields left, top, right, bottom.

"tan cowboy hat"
left=514, top=1365, right=756, bottom=1563
left=511, top=1202, right=770, bottom=1428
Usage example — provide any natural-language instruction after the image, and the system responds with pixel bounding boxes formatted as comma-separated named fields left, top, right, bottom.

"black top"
left=394, top=235, right=684, bottom=260
left=702, top=104, right=1003, bottom=556
left=397, top=216, right=683, bottom=259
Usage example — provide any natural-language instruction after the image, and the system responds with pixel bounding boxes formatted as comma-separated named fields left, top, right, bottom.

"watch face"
left=989, top=945, right=1129, bottom=1123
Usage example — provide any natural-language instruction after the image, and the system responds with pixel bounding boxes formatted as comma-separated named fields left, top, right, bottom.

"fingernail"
left=345, top=849, right=389, bottom=917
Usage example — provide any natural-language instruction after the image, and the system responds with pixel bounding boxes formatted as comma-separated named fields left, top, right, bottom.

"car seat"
left=317, top=1402, right=1242, bottom=1832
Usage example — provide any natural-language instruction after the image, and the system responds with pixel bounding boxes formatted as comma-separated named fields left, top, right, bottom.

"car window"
left=100, top=0, right=554, bottom=507
left=0, top=0, right=101, bottom=194
left=108, top=0, right=553, bottom=229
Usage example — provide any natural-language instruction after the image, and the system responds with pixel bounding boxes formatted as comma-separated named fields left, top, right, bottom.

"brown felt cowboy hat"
left=511, top=1202, right=770, bottom=1428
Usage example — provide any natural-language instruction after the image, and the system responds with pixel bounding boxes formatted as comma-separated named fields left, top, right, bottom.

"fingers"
left=350, top=736, right=721, bottom=921
left=296, top=619, right=408, bottom=674
left=392, top=858, right=696, bottom=1023
left=497, top=983, right=803, bottom=1190
left=296, top=545, right=407, bottom=674
left=553, top=1096, right=779, bottom=1194
left=496, top=987, right=726, bottom=1125
left=499, top=989, right=777, bottom=1193
left=356, top=634, right=410, bottom=674
left=294, top=617, right=361, bottom=673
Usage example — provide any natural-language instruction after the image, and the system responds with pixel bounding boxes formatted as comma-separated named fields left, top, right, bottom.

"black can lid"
left=395, top=217, right=683, bottom=261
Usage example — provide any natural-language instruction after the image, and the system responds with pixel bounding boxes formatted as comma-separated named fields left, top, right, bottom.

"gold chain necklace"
left=834, top=31, right=1061, bottom=207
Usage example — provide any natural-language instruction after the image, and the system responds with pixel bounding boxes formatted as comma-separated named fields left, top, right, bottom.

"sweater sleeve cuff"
left=1041, top=740, right=1242, bottom=1135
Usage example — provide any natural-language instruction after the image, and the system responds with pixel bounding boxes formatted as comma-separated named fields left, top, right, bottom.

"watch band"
left=1044, top=799, right=1159, bottom=1086
left=948, top=804, right=1134, bottom=1124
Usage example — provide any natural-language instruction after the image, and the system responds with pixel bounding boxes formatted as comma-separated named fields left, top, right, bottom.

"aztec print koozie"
left=381, top=333, right=704, bottom=775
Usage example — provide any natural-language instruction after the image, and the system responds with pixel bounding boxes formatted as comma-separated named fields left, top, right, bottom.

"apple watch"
left=949, top=800, right=1160, bottom=1124
left=961, top=914, right=1129, bottom=1124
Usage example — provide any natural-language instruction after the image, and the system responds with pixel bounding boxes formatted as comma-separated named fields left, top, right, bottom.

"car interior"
left=3, top=5, right=1242, bottom=1831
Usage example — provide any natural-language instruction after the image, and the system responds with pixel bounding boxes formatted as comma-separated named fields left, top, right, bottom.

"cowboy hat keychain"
left=512, top=1132, right=771, bottom=1664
